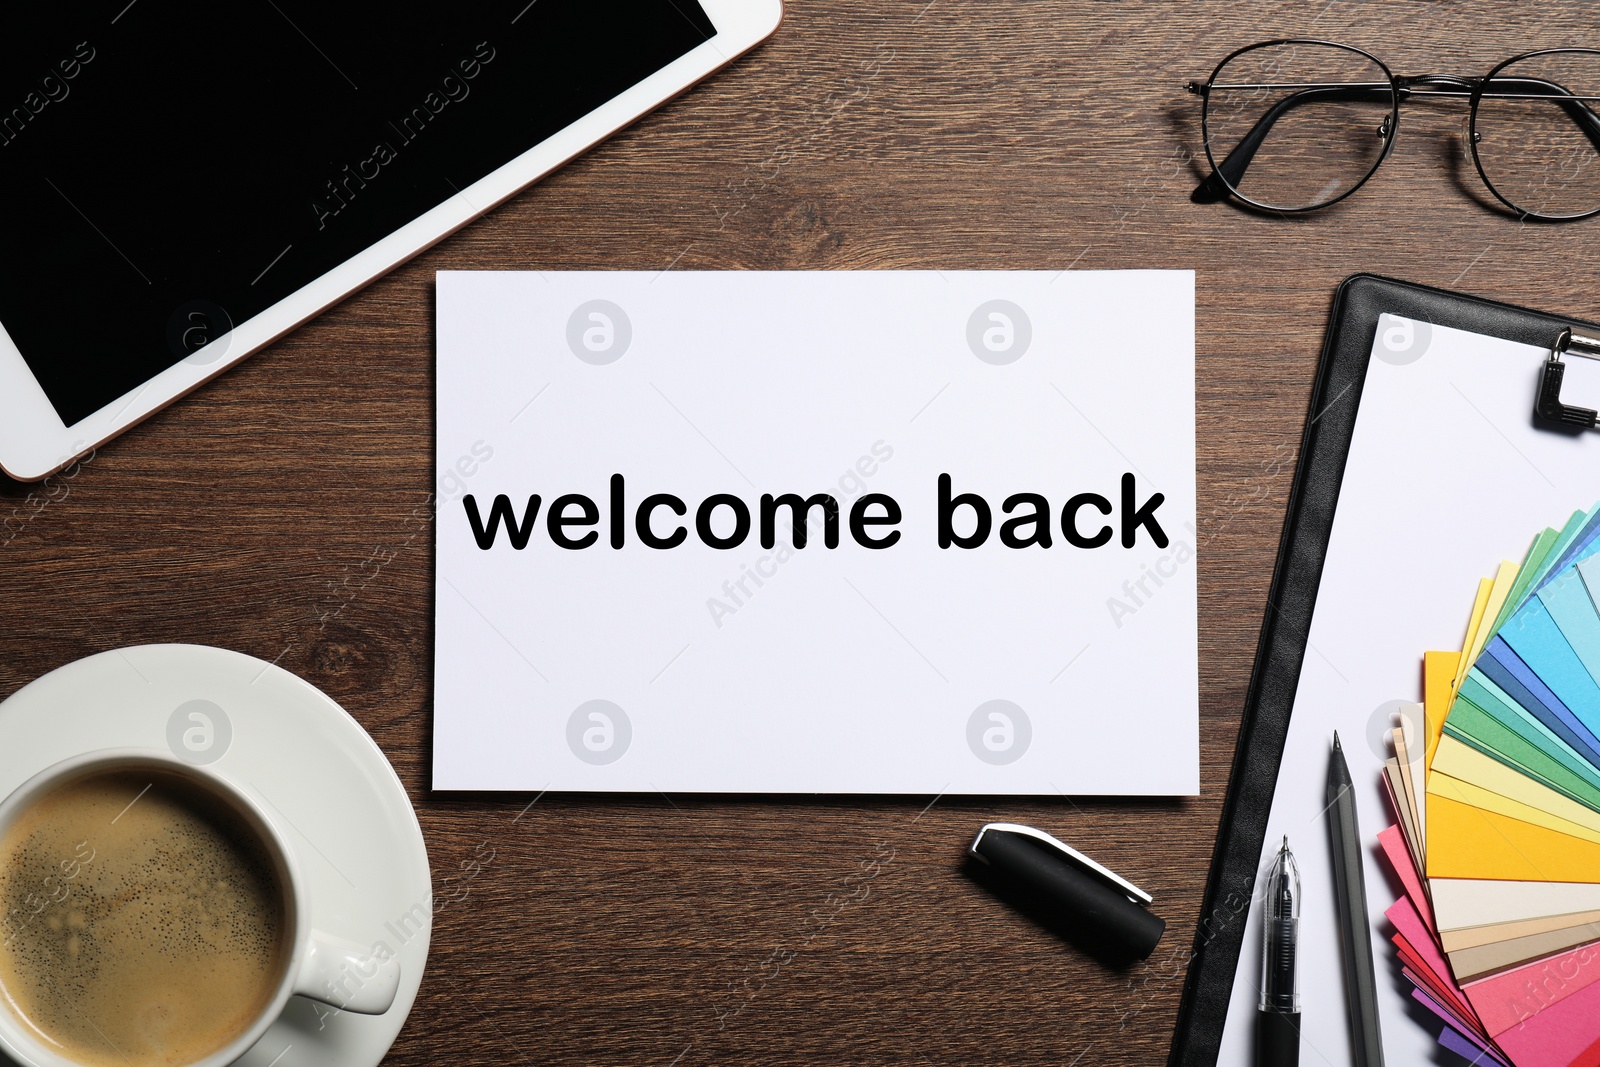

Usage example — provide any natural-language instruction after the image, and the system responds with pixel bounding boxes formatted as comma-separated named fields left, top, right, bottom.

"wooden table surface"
left=5, top=2, right=1599, bottom=1063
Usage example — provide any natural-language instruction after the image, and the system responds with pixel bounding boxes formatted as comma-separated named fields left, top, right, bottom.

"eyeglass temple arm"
left=1191, top=86, right=1391, bottom=204
left=1193, top=76, right=1600, bottom=204
left=1490, top=76, right=1600, bottom=156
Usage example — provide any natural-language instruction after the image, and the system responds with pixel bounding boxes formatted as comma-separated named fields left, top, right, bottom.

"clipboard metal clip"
left=1536, top=328, right=1600, bottom=432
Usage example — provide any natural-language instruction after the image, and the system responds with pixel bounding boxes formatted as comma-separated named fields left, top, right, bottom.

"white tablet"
left=0, top=1, right=782, bottom=481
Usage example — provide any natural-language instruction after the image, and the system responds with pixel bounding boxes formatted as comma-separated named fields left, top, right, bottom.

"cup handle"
left=292, top=930, right=402, bottom=1015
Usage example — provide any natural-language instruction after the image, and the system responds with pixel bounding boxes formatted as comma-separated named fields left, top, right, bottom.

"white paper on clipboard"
left=1216, top=316, right=1597, bottom=1065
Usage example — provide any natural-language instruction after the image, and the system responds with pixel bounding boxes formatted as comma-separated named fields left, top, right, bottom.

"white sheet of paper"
left=433, top=270, right=1197, bottom=793
left=1217, top=317, right=1598, bottom=1065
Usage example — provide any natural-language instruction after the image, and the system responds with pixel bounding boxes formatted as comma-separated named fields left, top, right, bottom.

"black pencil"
left=1327, top=731, right=1384, bottom=1067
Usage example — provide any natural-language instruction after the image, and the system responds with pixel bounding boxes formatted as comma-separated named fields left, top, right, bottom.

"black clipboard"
left=1168, top=273, right=1600, bottom=1067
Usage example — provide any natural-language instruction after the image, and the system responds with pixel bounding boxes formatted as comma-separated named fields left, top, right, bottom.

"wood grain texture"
left=4, top=2, right=1598, bottom=1063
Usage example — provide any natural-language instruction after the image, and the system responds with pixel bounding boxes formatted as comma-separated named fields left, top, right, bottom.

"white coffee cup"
left=0, top=749, right=401, bottom=1067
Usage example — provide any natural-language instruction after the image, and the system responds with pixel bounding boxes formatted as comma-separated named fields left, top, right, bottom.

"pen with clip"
left=1257, top=836, right=1300, bottom=1067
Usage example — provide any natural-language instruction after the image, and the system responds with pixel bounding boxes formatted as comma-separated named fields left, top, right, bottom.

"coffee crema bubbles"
left=0, top=770, right=287, bottom=1067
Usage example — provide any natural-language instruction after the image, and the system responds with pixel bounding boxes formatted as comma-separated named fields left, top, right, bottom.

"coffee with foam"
left=0, top=770, right=287, bottom=1067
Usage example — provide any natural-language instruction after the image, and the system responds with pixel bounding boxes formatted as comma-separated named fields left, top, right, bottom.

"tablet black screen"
left=0, top=1, right=714, bottom=426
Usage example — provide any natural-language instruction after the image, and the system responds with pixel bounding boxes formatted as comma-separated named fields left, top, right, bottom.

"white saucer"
left=0, top=645, right=430, bottom=1067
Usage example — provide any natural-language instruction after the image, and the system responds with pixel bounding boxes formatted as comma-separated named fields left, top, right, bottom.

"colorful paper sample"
left=1381, top=501, right=1600, bottom=1066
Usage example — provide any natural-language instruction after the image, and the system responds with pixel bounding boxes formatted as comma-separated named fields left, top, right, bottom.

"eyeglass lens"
left=1474, top=50, right=1600, bottom=219
left=1203, top=42, right=1394, bottom=212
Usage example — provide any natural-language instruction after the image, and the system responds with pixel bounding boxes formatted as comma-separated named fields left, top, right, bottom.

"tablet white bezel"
left=0, top=0, right=782, bottom=481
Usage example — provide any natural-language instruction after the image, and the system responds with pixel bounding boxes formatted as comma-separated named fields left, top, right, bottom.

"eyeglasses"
left=1186, top=40, right=1600, bottom=220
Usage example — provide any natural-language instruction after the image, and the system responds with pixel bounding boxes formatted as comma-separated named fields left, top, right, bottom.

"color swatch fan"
left=1379, top=501, right=1600, bottom=1067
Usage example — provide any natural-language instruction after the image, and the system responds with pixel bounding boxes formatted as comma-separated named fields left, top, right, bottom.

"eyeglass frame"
left=1185, top=39, right=1600, bottom=221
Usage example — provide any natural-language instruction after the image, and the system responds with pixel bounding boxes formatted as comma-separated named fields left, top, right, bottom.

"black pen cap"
left=970, top=823, right=1165, bottom=963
